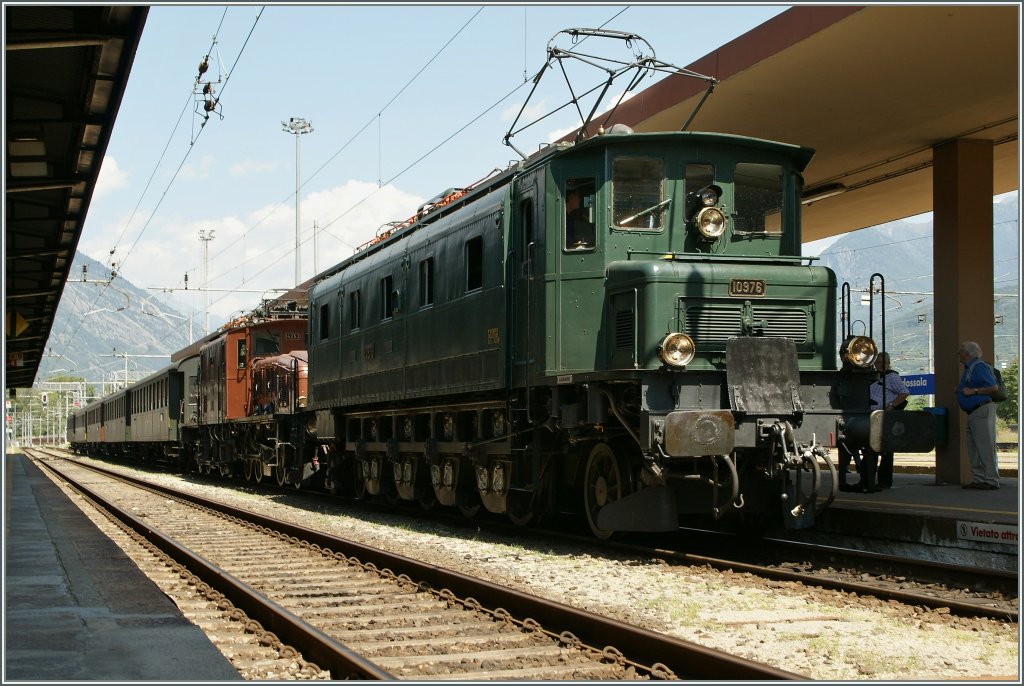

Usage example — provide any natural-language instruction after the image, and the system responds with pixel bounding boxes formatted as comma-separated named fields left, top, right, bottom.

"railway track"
left=38, top=449, right=1019, bottom=621
left=601, top=530, right=1019, bottom=622
left=31, top=452, right=803, bottom=681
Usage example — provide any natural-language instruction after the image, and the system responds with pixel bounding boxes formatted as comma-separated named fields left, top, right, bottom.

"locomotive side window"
left=419, top=258, right=434, bottom=308
left=319, top=303, right=330, bottom=341
left=612, top=157, right=665, bottom=230
left=237, top=340, right=247, bottom=368
left=380, top=275, right=394, bottom=321
left=350, top=290, right=361, bottom=331
left=564, top=177, right=596, bottom=250
left=733, top=163, right=784, bottom=234
left=466, top=235, right=483, bottom=292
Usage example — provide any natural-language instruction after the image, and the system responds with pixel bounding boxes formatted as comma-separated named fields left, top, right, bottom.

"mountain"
left=811, top=196, right=1019, bottom=373
left=36, top=253, right=195, bottom=386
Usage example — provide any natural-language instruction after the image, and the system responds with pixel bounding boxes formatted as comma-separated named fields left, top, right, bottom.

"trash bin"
left=922, top=406, right=948, bottom=448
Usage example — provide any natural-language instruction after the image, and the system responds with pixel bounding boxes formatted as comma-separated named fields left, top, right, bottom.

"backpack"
left=991, top=366, right=1008, bottom=402
left=968, top=360, right=1007, bottom=402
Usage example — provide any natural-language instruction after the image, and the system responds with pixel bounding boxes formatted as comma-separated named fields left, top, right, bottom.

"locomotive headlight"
left=658, top=333, right=696, bottom=368
left=699, top=187, right=719, bottom=206
left=839, top=335, right=878, bottom=369
left=695, top=206, right=727, bottom=240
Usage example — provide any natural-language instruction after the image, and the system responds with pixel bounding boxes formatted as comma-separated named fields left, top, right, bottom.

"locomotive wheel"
left=352, top=460, right=369, bottom=500
left=583, top=442, right=624, bottom=540
left=254, top=462, right=264, bottom=483
left=419, top=491, right=437, bottom=512
left=458, top=502, right=481, bottom=519
left=275, top=461, right=287, bottom=487
left=507, top=505, right=534, bottom=527
left=243, top=460, right=253, bottom=482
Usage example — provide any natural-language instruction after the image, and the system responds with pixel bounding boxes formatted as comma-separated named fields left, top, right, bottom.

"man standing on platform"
left=955, top=341, right=1001, bottom=490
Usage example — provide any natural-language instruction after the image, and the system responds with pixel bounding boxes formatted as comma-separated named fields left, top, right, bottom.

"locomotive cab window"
left=684, top=163, right=715, bottom=216
left=237, top=340, right=247, bottom=368
left=253, top=332, right=280, bottom=356
left=612, top=157, right=665, bottom=230
left=465, top=235, right=483, bottom=292
left=733, top=163, right=784, bottom=235
left=564, top=177, right=596, bottom=251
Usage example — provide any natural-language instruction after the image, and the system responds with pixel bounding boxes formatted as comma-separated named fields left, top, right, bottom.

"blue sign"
left=902, top=373, right=934, bottom=395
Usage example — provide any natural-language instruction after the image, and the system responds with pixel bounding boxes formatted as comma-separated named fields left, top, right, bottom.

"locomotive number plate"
left=729, top=279, right=766, bottom=297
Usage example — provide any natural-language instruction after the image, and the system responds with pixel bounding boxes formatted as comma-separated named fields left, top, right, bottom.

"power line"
left=202, top=6, right=488, bottom=295
left=208, top=5, right=633, bottom=303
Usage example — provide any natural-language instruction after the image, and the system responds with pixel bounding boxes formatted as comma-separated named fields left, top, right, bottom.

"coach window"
left=564, top=177, right=596, bottom=250
left=734, top=162, right=784, bottom=235
left=319, top=303, right=330, bottom=341
left=466, top=236, right=483, bottom=292
left=612, top=157, right=665, bottom=230
left=350, top=290, right=361, bottom=331
left=419, top=258, right=434, bottom=308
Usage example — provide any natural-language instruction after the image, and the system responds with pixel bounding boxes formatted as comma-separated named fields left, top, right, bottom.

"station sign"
left=957, top=520, right=1018, bottom=544
left=902, top=373, right=934, bottom=395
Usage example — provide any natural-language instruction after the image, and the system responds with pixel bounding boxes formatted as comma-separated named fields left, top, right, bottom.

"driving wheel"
left=583, top=442, right=624, bottom=540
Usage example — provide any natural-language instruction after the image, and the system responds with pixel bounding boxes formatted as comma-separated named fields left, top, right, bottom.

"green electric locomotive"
left=305, top=29, right=935, bottom=537
left=307, top=125, right=933, bottom=537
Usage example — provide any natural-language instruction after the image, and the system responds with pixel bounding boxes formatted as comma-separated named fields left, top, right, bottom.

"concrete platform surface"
left=3, top=454, right=241, bottom=681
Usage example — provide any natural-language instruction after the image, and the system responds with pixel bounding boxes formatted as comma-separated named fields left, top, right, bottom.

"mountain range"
left=34, top=198, right=1019, bottom=387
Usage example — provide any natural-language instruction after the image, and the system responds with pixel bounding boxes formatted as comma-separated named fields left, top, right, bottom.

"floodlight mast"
left=503, top=27, right=718, bottom=158
left=282, top=117, right=314, bottom=288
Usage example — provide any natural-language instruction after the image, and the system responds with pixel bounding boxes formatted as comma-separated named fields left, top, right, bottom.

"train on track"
left=67, top=29, right=935, bottom=538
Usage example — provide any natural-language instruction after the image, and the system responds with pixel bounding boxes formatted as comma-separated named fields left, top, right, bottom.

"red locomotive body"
left=199, top=318, right=306, bottom=424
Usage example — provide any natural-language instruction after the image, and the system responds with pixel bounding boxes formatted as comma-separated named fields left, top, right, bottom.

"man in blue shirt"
left=956, top=341, right=1001, bottom=490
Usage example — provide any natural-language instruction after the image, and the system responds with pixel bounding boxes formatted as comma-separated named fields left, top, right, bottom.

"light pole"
left=282, top=117, right=313, bottom=287
left=199, top=229, right=215, bottom=336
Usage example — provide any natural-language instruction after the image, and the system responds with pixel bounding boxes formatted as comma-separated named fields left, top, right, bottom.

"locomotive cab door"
left=509, top=174, right=543, bottom=389
left=554, top=164, right=603, bottom=373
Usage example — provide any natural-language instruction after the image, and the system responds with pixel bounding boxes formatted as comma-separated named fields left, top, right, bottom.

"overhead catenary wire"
left=200, top=6, right=486, bottom=290
left=206, top=6, right=632, bottom=309
left=55, top=7, right=262, bottom=354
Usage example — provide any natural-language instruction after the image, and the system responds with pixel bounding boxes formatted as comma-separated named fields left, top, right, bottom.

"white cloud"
left=229, top=159, right=278, bottom=178
left=79, top=175, right=427, bottom=331
left=501, top=98, right=547, bottom=123
left=93, top=156, right=129, bottom=199
left=177, top=154, right=215, bottom=181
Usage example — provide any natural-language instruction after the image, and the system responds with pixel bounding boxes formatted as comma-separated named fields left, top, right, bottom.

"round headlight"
left=840, top=335, right=878, bottom=369
left=658, top=333, right=695, bottom=368
left=699, top=187, right=719, bottom=206
left=695, top=206, right=727, bottom=240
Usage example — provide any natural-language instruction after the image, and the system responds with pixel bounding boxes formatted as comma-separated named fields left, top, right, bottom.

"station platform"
left=796, top=450, right=1020, bottom=572
left=3, top=452, right=241, bottom=681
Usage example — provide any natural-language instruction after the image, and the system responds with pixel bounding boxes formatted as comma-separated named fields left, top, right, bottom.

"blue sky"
left=80, top=3, right=790, bottom=329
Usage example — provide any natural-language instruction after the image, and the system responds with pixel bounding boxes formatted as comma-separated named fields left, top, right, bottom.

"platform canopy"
left=4, top=5, right=149, bottom=390
left=606, top=5, right=1018, bottom=242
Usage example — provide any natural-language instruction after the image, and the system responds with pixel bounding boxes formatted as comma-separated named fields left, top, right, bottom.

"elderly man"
left=955, top=341, right=1001, bottom=490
